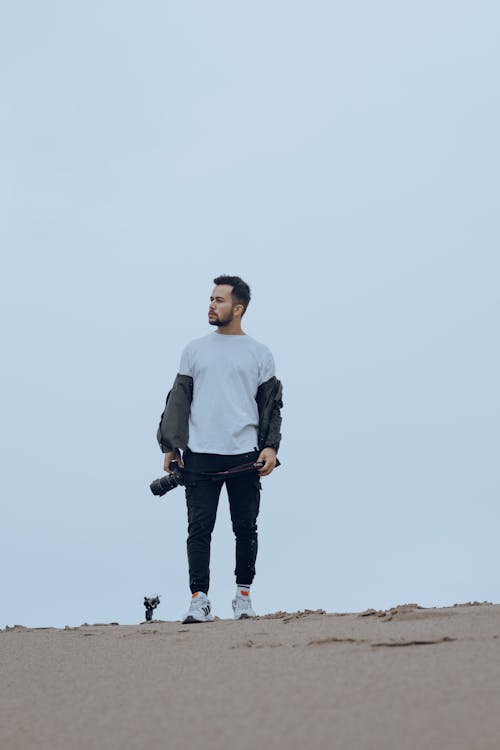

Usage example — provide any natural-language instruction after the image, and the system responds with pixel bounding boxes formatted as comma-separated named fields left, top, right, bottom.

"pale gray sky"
left=1, top=1, right=499, bottom=627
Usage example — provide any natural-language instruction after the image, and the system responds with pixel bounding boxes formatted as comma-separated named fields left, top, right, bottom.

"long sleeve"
left=156, top=373, right=193, bottom=453
left=256, top=377, right=283, bottom=452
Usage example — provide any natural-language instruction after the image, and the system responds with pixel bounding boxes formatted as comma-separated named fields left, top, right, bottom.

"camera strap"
left=206, top=458, right=281, bottom=480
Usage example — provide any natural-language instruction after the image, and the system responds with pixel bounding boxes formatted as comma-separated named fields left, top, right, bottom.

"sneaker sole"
left=182, top=615, right=215, bottom=624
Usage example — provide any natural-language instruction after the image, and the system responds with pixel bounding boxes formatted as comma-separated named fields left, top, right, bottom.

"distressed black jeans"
left=182, top=449, right=261, bottom=594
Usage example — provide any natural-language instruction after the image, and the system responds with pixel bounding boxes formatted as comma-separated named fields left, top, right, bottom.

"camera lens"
left=150, top=474, right=179, bottom=496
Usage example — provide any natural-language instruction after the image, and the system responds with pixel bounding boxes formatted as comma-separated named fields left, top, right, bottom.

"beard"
left=209, top=310, right=234, bottom=327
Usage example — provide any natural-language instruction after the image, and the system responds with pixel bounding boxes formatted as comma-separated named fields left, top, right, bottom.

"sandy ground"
left=1, top=602, right=500, bottom=750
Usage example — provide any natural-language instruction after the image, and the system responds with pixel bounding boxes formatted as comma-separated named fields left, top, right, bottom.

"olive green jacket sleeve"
left=156, top=374, right=193, bottom=453
left=256, top=376, right=283, bottom=452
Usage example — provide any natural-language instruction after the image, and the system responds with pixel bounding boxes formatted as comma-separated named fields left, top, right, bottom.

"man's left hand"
left=257, top=447, right=277, bottom=477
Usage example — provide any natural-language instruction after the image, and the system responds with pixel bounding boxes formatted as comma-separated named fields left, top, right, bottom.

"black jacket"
left=157, top=374, right=283, bottom=454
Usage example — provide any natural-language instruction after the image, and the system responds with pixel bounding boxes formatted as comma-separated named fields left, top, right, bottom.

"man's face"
left=208, top=285, right=239, bottom=327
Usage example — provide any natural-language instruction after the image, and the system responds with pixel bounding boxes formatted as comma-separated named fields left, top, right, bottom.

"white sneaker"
left=182, top=592, right=215, bottom=624
left=232, top=591, right=256, bottom=620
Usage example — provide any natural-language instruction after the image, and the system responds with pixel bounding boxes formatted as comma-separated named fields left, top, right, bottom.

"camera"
left=150, top=456, right=279, bottom=498
left=149, top=460, right=185, bottom=496
left=144, top=594, right=160, bottom=621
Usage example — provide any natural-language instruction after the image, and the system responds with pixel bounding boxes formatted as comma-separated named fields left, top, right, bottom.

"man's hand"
left=163, top=449, right=184, bottom=473
left=257, top=447, right=277, bottom=477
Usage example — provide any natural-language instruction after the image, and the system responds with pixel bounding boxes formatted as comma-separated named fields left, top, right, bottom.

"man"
left=157, top=275, right=283, bottom=623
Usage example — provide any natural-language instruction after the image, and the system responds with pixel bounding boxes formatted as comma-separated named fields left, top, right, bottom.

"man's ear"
left=234, top=304, right=244, bottom=318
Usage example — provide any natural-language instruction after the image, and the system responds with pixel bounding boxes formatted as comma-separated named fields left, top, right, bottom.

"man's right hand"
left=163, top=449, right=184, bottom=473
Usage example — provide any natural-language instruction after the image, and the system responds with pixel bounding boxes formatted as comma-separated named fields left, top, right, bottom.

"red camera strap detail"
left=207, top=457, right=280, bottom=479
left=207, top=461, right=263, bottom=478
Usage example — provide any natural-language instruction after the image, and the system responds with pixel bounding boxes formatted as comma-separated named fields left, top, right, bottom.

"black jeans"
left=183, top=449, right=262, bottom=594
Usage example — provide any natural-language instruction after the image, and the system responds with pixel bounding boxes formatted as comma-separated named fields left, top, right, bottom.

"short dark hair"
left=213, top=275, right=251, bottom=315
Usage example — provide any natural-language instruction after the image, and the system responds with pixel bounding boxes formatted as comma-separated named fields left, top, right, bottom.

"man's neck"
left=215, top=322, right=245, bottom=336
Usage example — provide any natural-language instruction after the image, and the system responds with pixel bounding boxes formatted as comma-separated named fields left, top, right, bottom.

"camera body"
left=149, top=460, right=185, bottom=497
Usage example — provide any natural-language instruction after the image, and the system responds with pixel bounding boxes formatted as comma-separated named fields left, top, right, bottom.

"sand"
left=1, top=602, right=499, bottom=750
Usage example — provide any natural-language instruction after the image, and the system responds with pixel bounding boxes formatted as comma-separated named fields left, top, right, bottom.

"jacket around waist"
left=156, top=374, right=283, bottom=454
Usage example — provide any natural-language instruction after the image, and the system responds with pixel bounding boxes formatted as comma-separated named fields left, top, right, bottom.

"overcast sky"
left=1, top=1, right=499, bottom=627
